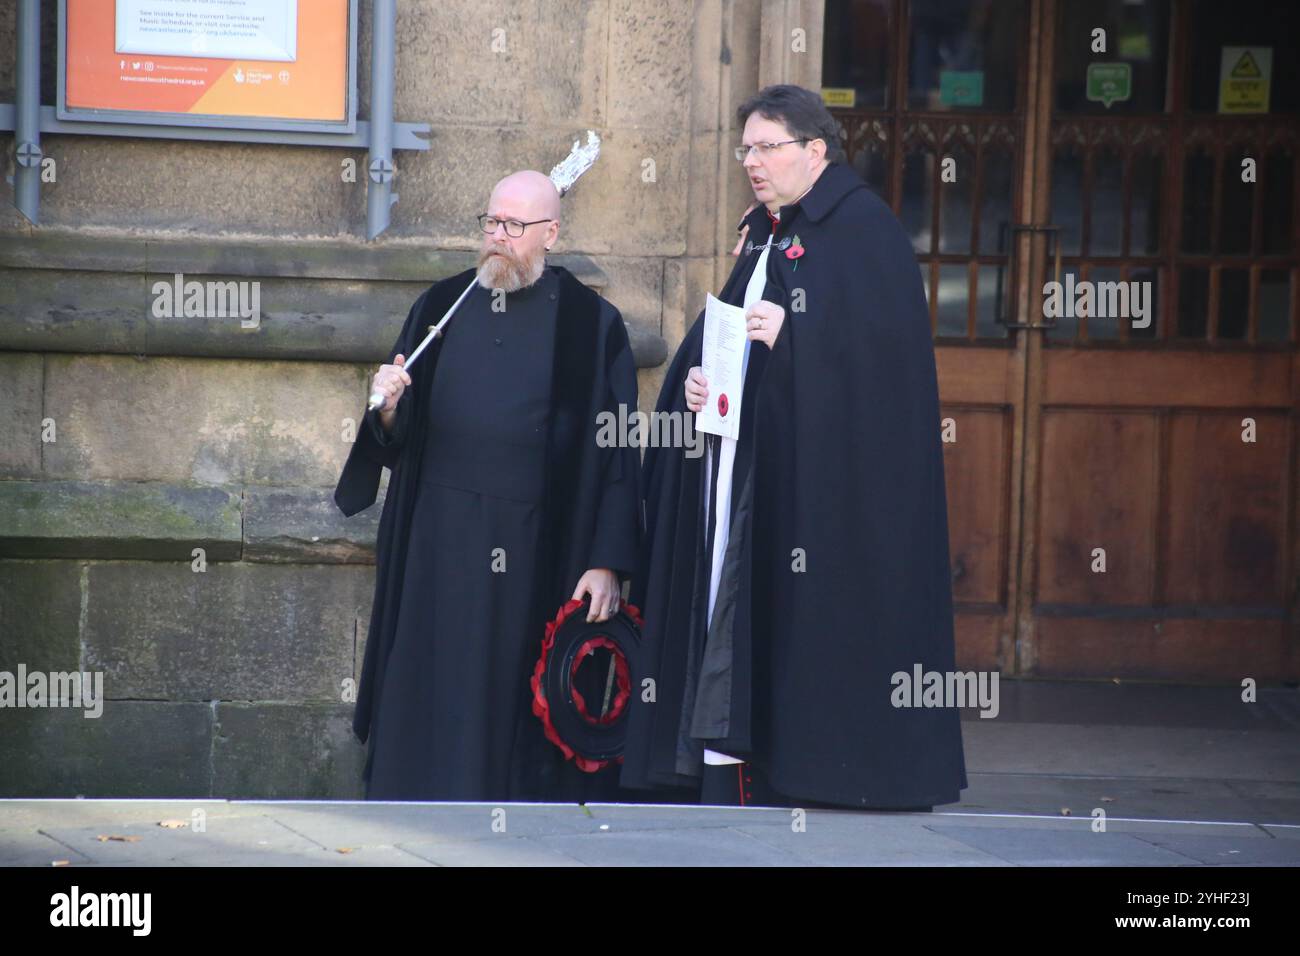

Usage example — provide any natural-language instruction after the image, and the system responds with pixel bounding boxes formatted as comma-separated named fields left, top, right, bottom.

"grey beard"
left=476, top=249, right=545, bottom=293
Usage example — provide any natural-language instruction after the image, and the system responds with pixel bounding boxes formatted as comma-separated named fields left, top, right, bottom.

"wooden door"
left=1022, top=0, right=1298, bottom=681
left=824, top=0, right=1299, bottom=681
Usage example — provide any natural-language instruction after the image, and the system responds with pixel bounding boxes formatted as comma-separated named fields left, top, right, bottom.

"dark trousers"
left=699, top=760, right=935, bottom=811
left=699, top=760, right=844, bottom=809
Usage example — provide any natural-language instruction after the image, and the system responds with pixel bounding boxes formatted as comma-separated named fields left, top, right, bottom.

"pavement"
left=3, top=679, right=1299, bottom=866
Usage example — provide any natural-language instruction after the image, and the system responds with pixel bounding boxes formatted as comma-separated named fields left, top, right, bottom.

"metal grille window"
left=822, top=0, right=1299, bottom=347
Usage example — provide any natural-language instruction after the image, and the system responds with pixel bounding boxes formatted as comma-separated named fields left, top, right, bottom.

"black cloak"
left=619, top=162, right=968, bottom=808
left=334, top=266, right=645, bottom=802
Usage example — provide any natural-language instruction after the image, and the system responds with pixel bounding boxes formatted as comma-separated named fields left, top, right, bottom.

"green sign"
left=1086, top=62, right=1131, bottom=108
left=939, top=70, right=984, bottom=107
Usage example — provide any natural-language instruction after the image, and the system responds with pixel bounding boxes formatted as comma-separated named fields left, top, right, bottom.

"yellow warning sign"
left=1231, top=51, right=1262, bottom=78
left=1219, top=47, right=1271, bottom=113
left=821, top=87, right=856, bottom=108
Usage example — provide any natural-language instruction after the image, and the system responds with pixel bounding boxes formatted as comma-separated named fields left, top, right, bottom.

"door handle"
left=996, top=222, right=1061, bottom=330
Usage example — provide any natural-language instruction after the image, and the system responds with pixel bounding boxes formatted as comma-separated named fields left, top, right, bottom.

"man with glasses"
left=622, top=85, right=968, bottom=811
left=335, top=170, right=642, bottom=803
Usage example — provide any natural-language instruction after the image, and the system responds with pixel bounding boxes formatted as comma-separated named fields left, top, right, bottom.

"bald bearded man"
left=334, top=171, right=643, bottom=803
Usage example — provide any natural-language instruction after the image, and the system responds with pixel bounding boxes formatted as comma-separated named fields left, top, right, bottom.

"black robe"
left=619, top=162, right=969, bottom=808
left=334, top=265, right=644, bottom=803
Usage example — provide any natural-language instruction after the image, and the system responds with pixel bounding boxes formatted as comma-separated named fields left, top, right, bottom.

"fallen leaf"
left=158, top=820, right=189, bottom=829
left=51, top=860, right=70, bottom=867
left=96, top=834, right=142, bottom=842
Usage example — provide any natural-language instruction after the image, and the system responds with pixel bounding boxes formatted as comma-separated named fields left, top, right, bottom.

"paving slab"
left=960, top=721, right=1300, bottom=782
left=920, top=825, right=1203, bottom=866
left=959, top=773, right=1300, bottom=825
left=532, top=826, right=810, bottom=867
left=0, top=829, right=96, bottom=867
left=1128, top=833, right=1300, bottom=866
left=397, top=837, right=587, bottom=866
left=730, top=816, right=1005, bottom=866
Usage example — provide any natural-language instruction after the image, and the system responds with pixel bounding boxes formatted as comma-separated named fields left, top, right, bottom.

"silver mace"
left=366, top=277, right=475, bottom=411
left=367, top=131, right=602, bottom=414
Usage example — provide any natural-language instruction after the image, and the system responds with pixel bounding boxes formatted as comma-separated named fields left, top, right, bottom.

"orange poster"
left=64, top=0, right=350, bottom=126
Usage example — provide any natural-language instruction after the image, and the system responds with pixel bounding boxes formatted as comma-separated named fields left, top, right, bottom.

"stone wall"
left=0, top=0, right=824, bottom=797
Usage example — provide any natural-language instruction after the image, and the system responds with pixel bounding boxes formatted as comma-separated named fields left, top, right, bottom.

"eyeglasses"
left=734, top=139, right=810, bottom=162
left=477, top=214, right=554, bottom=238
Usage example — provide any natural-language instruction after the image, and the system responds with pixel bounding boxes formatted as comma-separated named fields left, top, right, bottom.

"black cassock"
left=335, top=265, right=645, bottom=803
left=619, top=162, right=969, bottom=809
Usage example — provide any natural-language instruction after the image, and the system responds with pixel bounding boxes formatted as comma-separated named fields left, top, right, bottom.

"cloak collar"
left=742, top=160, right=866, bottom=235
